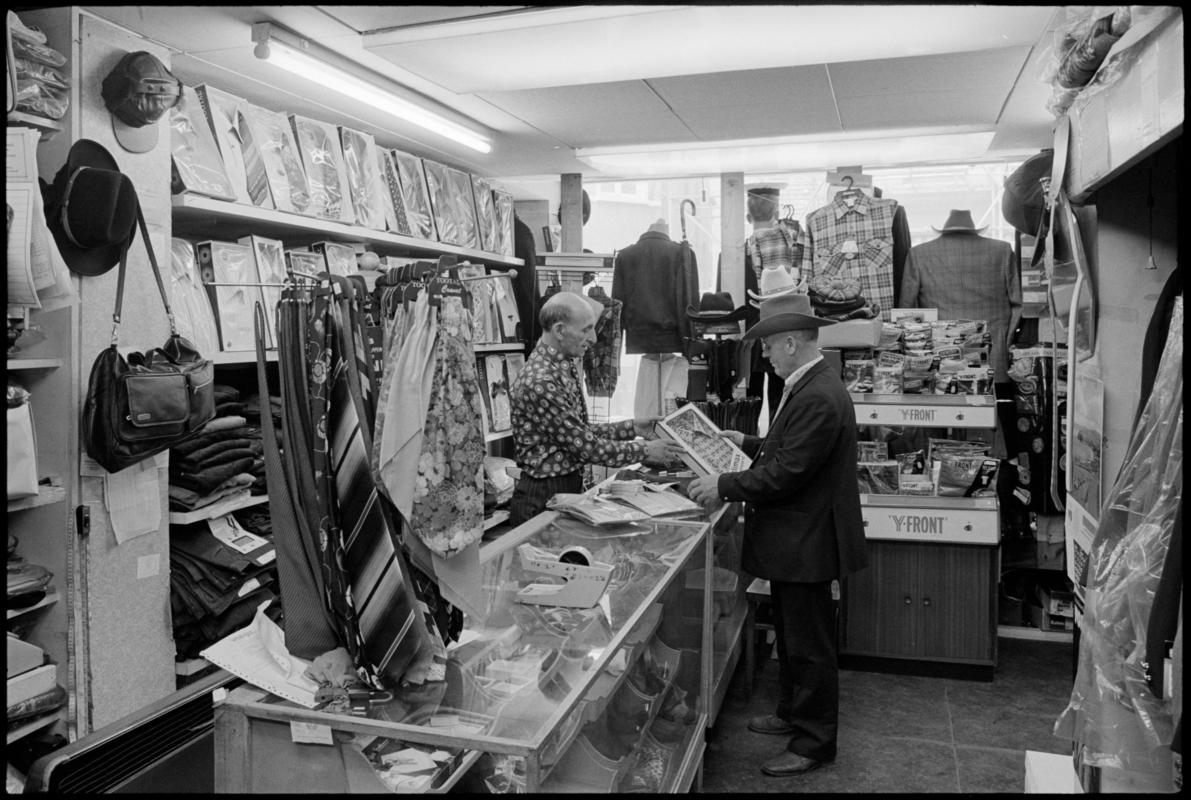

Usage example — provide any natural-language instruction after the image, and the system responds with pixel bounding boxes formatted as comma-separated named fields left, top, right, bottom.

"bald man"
left=508, top=292, right=684, bottom=525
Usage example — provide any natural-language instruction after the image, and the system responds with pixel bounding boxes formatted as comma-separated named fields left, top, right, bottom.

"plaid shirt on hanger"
left=804, top=191, right=900, bottom=321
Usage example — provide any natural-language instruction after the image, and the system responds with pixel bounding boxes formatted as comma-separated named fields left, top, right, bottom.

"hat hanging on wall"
left=686, top=291, right=750, bottom=323
left=932, top=209, right=987, bottom=234
left=41, top=139, right=140, bottom=276
left=100, top=50, right=182, bottom=153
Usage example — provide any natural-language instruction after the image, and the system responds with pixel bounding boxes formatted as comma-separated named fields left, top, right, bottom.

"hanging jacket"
left=612, top=230, right=699, bottom=354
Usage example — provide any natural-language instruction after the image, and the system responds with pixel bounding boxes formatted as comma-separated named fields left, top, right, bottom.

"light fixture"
left=251, top=23, right=492, bottom=154
left=576, top=129, right=1008, bottom=179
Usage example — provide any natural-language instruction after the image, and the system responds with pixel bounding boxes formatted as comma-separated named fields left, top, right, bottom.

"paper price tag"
left=290, top=721, right=334, bottom=745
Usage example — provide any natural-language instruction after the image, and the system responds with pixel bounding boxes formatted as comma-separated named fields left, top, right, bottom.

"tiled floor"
left=702, top=636, right=1076, bottom=793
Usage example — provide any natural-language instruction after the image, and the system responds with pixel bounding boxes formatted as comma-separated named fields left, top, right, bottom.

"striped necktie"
left=235, top=110, right=271, bottom=207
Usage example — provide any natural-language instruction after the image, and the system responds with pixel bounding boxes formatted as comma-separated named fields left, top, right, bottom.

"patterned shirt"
left=804, top=191, right=900, bottom=321
left=511, top=341, right=644, bottom=478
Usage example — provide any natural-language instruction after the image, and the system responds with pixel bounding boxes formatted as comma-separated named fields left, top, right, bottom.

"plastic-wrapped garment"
left=340, top=127, right=387, bottom=231
left=390, top=149, right=438, bottom=241
left=239, top=104, right=311, bottom=215
left=1054, top=297, right=1182, bottom=776
left=471, top=175, right=499, bottom=253
left=168, top=239, right=220, bottom=353
left=423, top=160, right=480, bottom=250
left=170, top=85, right=236, bottom=201
left=290, top=115, right=353, bottom=223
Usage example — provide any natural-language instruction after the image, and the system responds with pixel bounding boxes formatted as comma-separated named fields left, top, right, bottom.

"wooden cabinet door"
left=842, top=541, right=920, bottom=658
left=915, top=544, right=995, bottom=662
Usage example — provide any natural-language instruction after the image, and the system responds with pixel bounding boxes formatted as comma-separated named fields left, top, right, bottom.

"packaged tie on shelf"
left=193, top=84, right=256, bottom=205
left=239, top=235, right=286, bottom=348
left=289, top=114, right=353, bottom=223
left=239, top=104, right=311, bottom=215
left=379, top=149, right=413, bottom=236
left=390, top=148, right=438, bottom=241
left=285, top=249, right=323, bottom=278
left=311, top=241, right=357, bottom=278
left=339, top=126, right=388, bottom=230
left=196, top=240, right=266, bottom=352
left=169, top=238, right=220, bottom=354
left=471, top=175, right=499, bottom=253
left=422, top=159, right=480, bottom=249
left=492, top=189, right=515, bottom=258
left=170, top=84, right=236, bottom=201
left=935, top=455, right=999, bottom=497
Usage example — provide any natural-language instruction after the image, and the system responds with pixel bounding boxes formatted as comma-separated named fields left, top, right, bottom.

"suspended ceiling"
left=81, top=5, right=1063, bottom=185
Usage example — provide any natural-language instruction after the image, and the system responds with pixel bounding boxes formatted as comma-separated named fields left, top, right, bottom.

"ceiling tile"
left=478, top=81, right=671, bottom=125
left=828, top=47, right=1032, bottom=97
left=648, top=65, right=833, bottom=109
left=540, top=112, right=696, bottom=149
left=317, top=6, right=526, bottom=33
left=837, top=89, right=1006, bottom=130
left=676, top=102, right=842, bottom=141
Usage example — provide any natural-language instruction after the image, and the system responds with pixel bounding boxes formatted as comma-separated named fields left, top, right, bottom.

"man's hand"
left=688, top=474, right=724, bottom=512
left=719, top=429, right=745, bottom=448
left=643, top=438, right=684, bottom=463
left=633, top=416, right=662, bottom=439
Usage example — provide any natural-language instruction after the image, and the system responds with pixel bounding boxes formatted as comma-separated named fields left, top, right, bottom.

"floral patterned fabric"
left=410, top=295, right=487, bottom=556
left=511, top=342, right=645, bottom=479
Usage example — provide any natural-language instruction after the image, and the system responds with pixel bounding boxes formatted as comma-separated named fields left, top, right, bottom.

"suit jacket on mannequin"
left=900, top=231, right=1021, bottom=382
left=511, top=214, right=540, bottom=347
left=612, top=229, right=699, bottom=354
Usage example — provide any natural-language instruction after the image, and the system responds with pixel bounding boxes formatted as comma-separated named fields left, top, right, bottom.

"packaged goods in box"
left=1028, top=602, right=1074, bottom=632
left=289, top=114, right=354, bottom=223
left=196, top=241, right=267, bottom=351
left=170, top=84, right=236, bottom=201
left=471, top=175, right=499, bottom=253
left=379, top=149, right=413, bottom=236
left=238, top=103, right=312, bottom=215
left=238, top=235, right=286, bottom=348
left=339, top=126, right=387, bottom=230
left=168, top=238, right=221, bottom=354
left=390, top=148, right=437, bottom=241
left=311, top=241, right=357, bottom=278
left=423, top=159, right=481, bottom=249
left=1036, top=583, right=1075, bottom=617
left=819, top=318, right=883, bottom=349
left=194, top=84, right=263, bottom=207
left=492, top=189, right=516, bottom=258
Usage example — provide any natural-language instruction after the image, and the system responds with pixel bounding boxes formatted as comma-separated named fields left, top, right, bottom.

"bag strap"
left=110, top=203, right=178, bottom=345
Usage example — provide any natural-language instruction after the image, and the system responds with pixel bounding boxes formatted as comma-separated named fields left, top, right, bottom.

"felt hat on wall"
left=41, top=139, right=140, bottom=277
left=743, top=292, right=834, bottom=340
left=933, top=209, right=987, bottom=234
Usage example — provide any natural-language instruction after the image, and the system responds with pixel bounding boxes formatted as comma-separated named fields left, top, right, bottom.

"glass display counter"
left=214, top=511, right=716, bottom=793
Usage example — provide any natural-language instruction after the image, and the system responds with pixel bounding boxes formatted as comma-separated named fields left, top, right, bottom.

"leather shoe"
left=761, top=751, right=823, bottom=777
left=748, top=715, right=796, bottom=736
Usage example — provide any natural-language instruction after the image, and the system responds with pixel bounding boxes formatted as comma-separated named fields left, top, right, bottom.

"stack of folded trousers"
left=242, top=392, right=283, bottom=495
left=168, top=385, right=266, bottom=510
left=170, top=517, right=280, bottom=657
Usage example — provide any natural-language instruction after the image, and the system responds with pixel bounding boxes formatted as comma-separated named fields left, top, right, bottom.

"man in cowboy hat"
left=689, top=292, right=869, bottom=778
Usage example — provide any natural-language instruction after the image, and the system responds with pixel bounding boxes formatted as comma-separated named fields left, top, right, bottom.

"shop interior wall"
left=25, top=7, right=179, bottom=733
left=1085, top=140, right=1179, bottom=494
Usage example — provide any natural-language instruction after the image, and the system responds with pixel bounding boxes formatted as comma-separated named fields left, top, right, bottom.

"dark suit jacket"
left=612, top=230, right=699, bottom=354
left=717, top=360, right=869, bottom=583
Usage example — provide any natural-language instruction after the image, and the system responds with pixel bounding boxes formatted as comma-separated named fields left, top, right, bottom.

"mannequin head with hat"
left=933, top=209, right=987, bottom=235
left=746, top=184, right=782, bottom=231
left=743, top=293, right=833, bottom=379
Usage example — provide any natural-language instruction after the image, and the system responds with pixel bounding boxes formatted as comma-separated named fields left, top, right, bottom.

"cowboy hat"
left=933, top=209, right=987, bottom=234
left=686, top=291, right=750, bottom=323
left=743, top=292, right=834, bottom=340
left=747, top=264, right=804, bottom=304
left=42, top=139, right=141, bottom=277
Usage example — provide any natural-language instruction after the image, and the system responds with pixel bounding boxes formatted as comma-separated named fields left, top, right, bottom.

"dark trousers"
left=509, top=470, right=583, bottom=527
left=770, top=579, right=840, bottom=762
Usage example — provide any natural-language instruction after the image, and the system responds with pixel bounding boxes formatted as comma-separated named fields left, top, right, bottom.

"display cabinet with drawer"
left=214, top=512, right=714, bottom=793
left=841, top=393, right=999, bottom=680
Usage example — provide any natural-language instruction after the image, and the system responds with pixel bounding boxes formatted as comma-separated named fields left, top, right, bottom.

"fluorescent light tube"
left=259, top=36, right=492, bottom=154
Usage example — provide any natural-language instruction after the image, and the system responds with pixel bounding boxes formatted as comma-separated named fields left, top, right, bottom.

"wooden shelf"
left=211, top=350, right=278, bottom=365
left=7, top=111, right=63, bottom=132
left=6, top=358, right=63, bottom=371
left=6, top=712, right=60, bottom=745
left=172, top=194, right=523, bottom=268
left=7, top=590, right=59, bottom=621
left=169, top=493, right=269, bottom=525
left=7, top=485, right=67, bottom=512
left=473, top=342, right=524, bottom=353
left=484, top=430, right=513, bottom=443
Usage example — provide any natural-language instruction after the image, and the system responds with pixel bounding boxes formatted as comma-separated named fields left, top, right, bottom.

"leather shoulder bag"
left=82, top=205, right=215, bottom=473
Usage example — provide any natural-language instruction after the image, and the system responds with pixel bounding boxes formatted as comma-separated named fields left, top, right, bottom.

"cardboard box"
left=1037, top=584, right=1075, bottom=618
left=819, top=318, right=882, bottom=349
left=7, top=636, right=44, bottom=678
left=1024, top=750, right=1082, bottom=793
left=7, top=662, right=57, bottom=706
left=1028, top=602, right=1074, bottom=632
